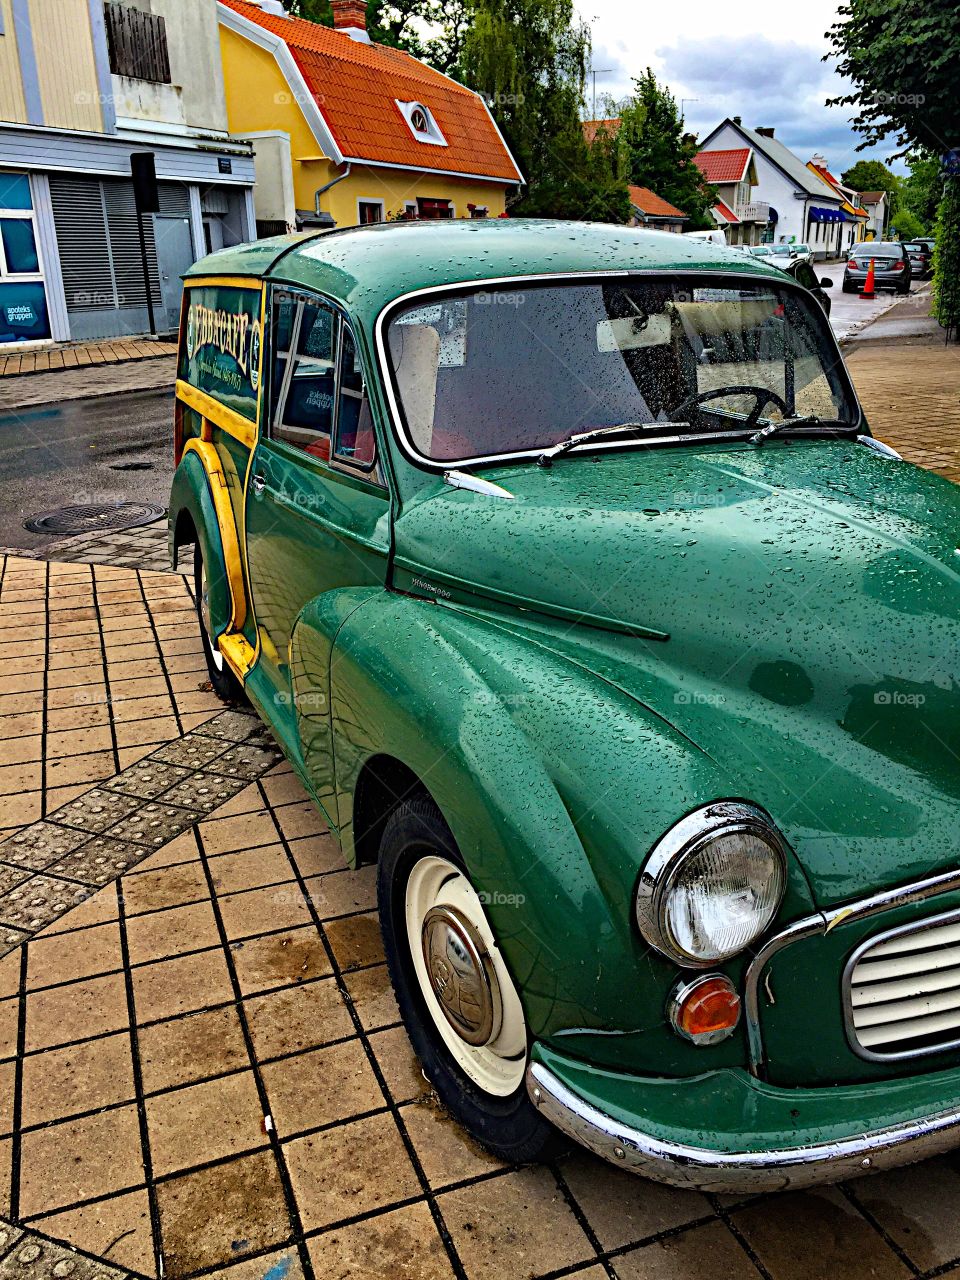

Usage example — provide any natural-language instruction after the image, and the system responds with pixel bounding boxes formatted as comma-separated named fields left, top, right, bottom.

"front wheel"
left=194, top=545, right=245, bottom=704
left=377, top=796, right=562, bottom=1164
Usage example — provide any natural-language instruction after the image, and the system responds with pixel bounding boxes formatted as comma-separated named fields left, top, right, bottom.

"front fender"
left=307, top=590, right=803, bottom=1076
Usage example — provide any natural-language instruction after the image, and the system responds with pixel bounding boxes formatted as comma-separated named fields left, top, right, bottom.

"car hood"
left=394, top=440, right=960, bottom=905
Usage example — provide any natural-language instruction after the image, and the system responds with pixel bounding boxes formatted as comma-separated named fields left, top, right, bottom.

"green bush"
left=933, top=181, right=960, bottom=337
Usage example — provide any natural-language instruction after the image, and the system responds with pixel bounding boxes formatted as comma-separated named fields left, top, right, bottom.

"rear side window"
left=269, top=289, right=378, bottom=472
left=181, top=282, right=263, bottom=423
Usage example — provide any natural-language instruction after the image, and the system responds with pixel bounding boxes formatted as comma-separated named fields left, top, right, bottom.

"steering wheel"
left=674, top=385, right=789, bottom=430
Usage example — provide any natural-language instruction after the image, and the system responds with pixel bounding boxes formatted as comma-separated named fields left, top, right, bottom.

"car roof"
left=853, top=241, right=903, bottom=252
left=183, top=219, right=788, bottom=327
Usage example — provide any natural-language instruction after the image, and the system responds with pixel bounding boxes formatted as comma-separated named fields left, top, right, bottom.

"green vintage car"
left=169, top=220, right=960, bottom=1192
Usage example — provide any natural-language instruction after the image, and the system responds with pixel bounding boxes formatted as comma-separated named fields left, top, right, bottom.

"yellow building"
left=218, top=0, right=523, bottom=231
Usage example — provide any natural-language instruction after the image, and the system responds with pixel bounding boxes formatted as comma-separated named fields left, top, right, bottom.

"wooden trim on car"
left=175, top=379, right=257, bottom=449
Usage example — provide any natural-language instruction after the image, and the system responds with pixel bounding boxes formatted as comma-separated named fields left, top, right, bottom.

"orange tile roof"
left=628, top=185, right=687, bottom=220
left=712, top=198, right=739, bottom=224
left=221, top=0, right=521, bottom=183
left=694, top=147, right=751, bottom=184
left=583, top=117, right=621, bottom=145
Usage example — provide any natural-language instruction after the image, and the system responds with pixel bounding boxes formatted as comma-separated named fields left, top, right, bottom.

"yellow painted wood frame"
left=182, top=437, right=248, bottom=636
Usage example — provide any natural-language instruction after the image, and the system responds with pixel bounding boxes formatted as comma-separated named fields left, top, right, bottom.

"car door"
left=244, top=286, right=391, bottom=709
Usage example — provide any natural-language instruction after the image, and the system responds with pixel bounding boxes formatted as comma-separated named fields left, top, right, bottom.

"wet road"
left=0, top=387, right=175, bottom=551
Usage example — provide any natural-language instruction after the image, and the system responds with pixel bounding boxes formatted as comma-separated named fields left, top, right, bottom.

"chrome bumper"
left=527, top=1062, right=960, bottom=1193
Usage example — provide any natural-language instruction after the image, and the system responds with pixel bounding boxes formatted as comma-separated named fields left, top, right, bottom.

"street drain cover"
left=24, top=501, right=166, bottom=537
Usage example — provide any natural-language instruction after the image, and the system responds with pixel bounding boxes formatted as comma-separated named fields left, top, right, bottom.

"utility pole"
left=590, top=68, right=613, bottom=120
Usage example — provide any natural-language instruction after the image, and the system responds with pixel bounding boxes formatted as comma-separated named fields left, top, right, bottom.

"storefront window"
left=0, top=171, right=50, bottom=343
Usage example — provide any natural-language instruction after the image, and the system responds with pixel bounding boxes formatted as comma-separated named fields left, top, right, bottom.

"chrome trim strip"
left=744, top=867, right=960, bottom=1077
left=373, top=270, right=861, bottom=473
left=842, top=905, right=960, bottom=1063
left=527, top=1060, right=960, bottom=1192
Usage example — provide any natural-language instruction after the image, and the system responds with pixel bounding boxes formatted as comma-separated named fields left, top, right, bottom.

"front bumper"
left=527, top=1048, right=960, bottom=1193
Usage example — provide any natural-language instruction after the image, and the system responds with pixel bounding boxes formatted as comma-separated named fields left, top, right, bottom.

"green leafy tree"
left=461, top=0, right=627, bottom=220
left=288, top=0, right=467, bottom=67
left=891, top=208, right=924, bottom=239
left=827, top=0, right=960, bottom=330
left=617, top=71, right=715, bottom=230
left=901, top=150, right=942, bottom=229
left=841, top=159, right=902, bottom=219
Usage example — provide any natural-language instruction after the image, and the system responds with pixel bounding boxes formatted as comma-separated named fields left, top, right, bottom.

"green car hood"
left=393, top=439, right=960, bottom=907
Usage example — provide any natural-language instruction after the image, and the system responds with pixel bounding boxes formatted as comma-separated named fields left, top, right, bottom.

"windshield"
left=384, top=276, right=859, bottom=464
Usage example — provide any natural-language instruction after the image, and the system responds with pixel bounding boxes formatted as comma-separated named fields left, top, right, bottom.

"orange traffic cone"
left=860, top=257, right=876, bottom=299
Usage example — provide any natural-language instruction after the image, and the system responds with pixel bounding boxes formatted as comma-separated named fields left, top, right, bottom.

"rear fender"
left=168, top=448, right=233, bottom=639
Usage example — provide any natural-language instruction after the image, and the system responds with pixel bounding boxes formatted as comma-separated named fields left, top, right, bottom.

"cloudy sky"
left=579, top=0, right=906, bottom=176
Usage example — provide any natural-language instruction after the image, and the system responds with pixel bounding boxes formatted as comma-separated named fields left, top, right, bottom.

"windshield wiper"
left=537, top=422, right=689, bottom=468
left=750, top=415, right=854, bottom=447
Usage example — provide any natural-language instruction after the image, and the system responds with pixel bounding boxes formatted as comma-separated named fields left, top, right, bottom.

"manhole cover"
left=24, top=501, right=166, bottom=536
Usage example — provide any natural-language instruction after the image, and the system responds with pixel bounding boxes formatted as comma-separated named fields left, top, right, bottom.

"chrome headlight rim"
left=635, top=800, right=788, bottom=969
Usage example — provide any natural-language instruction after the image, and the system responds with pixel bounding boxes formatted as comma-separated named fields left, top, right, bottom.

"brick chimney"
left=331, top=0, right=369, bottom=40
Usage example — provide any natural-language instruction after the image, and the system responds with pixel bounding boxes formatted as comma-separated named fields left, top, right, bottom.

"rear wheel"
left=842, top=281, right=855, bottom=293
left=194, top=544, right=244, bottom=703
left=377, top=796, right=562, bottom=1164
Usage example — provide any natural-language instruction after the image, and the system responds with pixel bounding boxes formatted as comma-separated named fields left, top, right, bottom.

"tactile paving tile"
left=0, top=1221, right=126, bottom=1280
left=48, top=790, right=141, bottom=836
left=0, top=874, right=90, bottom=931
left=101, top=761, right=192, bottom=801
left=148, top=735, right=232, bottom=771
left=194, top=709, right=263, bottom=742
left=205, top=743, right=282, bottom=782
left=106, top=801, right=200, bottom=849
left=0, top=826, right=88, bottom=873
left=160, top=773, right=248, bottom=816
left=45, top=836, right=147, bottom=887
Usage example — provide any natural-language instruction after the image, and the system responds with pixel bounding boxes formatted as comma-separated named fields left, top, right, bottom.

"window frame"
left=357, top=198, right=385, bottom=226
left=266, top=285, right=382, bottom=481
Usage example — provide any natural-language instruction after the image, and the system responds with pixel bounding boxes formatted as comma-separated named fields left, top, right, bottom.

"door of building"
left=154, top=214, right=195, bottom=333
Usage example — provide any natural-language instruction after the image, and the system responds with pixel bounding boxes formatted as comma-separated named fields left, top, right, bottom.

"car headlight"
left=635, top=802, right=787, bottom=967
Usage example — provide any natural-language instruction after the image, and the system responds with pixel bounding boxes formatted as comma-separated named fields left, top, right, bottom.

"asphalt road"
left=0, top=387, right=175, bottom=551
left=828, top=276, right=928, bottom=340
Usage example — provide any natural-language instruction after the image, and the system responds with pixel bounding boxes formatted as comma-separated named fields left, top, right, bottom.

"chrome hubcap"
left=422, top=905, right=500, bottom=1046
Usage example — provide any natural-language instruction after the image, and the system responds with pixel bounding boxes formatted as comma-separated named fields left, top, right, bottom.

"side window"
left=272, top=294, right=338, bottom=460
left=333, top=325, right=377, bottom=469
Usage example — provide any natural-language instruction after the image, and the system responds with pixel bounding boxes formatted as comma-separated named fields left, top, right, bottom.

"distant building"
left=627, top=186, right=686, bottom=233
left=218, top=0, right=522, bottom=232
left=698, top=120, right=844, bottom=258
left=806, top=156, right=869, bottom=253
left=858, top=192, right=888, bottom=240
left=0, top=0, right=255, bottom=346
left=692, top=147, right=769, bottom=245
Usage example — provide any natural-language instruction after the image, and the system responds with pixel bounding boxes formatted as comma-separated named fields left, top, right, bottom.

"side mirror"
left=820, top=277, right=834, bottom=289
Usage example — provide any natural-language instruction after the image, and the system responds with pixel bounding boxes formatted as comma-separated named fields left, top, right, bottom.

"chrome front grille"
left=846, top=910, right=960, bottom=1060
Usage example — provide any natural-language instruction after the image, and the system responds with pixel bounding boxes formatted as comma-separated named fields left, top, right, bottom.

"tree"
left=841, top=159, right=902, bottom=218
left=617, top=71, right=715, bottom=230
left=461, top=0, right=628, bottom=220
left=827, top=0, right=960, bottom=331
left=891, top=208, right=924, bottom=239
left=901, top=151, right=943, bottom=230
left=287, top=0, right=467, bottom=67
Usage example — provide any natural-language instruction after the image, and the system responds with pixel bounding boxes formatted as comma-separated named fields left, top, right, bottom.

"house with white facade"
left=692, top=146, right=769, bottom=245
left=859, top=192, right=888, bottom=240
left=698, top=119, right=844, bottom=259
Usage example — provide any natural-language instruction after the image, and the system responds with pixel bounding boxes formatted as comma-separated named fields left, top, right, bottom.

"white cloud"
left=579, top=0, right=908, bottom=176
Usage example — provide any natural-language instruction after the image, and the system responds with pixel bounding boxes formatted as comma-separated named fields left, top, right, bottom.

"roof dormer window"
left=396, top=101, right=447, bottom=148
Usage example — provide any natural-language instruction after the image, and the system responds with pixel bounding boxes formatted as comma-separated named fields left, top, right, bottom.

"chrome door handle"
left=251, top=473, right=265, bottom=495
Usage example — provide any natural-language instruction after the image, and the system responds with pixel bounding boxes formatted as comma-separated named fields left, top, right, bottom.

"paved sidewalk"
left=3, top=552, right=960, bottom=1280
left=0, top=339, right=176, bottom=379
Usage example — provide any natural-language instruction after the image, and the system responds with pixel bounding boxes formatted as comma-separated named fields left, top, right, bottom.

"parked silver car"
left=842, top=242, right=912, bottom=294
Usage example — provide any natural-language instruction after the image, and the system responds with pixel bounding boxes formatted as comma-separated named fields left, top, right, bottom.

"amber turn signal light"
left=667, top=973, right=741, bottom=1046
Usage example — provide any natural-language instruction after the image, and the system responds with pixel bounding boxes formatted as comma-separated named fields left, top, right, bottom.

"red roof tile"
left=628, top=185, right=687, bottom=220
left=694, top=147, right=751, bottom=184
left=583, top=118, right=621, bottom=144
left=221, top=0, right=521, bottom=182
left=711, top=198, right=739, bottom=224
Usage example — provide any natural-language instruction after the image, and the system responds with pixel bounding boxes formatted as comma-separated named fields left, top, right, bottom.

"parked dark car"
left=842, top=242, right=912, bottom=294
left=903, top=242, right=931, bottom=279
left=784, top=259, right=833, bottom=315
